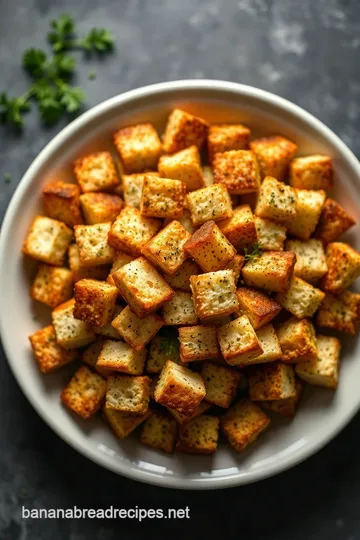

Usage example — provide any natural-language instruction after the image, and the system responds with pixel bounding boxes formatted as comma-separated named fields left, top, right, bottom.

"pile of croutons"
left=24, top=108, right=360, bottom=456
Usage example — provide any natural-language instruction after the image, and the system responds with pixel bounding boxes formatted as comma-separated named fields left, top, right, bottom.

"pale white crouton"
left=68, top=244, right=109, bottom=282
left=108, top=206, right=161, bottom=256
left=285, top=239, right=328, bottom=283
left=113, top=123, right=162, bottom=173
left=217, top=315, right=263, bottom=366
left=164, top=259, right=200, bottom=292
left=296, top=334, right=341, bottom=389
left=275, top=276, right=325, bottom=318
left=190, top=269, right=238, bottom=320
left=23, top=216, right=73, bottom=266
left=238, top=324, right=282, bottom=367
left=321, top=242, right=360, bottom=294
left=186, top=184, right=233, bottom=226
left=242, top=251, right=296, bottom=293
left=111, top=306, right=163, bottom=351
left=254, top=176, right=297, bottom=223
left=161, top=291, right=198, bottom=326
left=97, top=339, right=146, bottom=375
left=103, top=407, right=151, bottom=439
left=179, top=325, right=220, bottom=362
left=106, top=252, right=136, bottom=287
left=285, top=188, right=326, bottom=240
left=74, top=223, right=114, bottom=266
left=254, top=216, right=286, bottom=251
left=122, top=173, right=158, bottom=209
left=106, top=374, right=151, bottom=414
left=52, top=299, right=96, bottom=349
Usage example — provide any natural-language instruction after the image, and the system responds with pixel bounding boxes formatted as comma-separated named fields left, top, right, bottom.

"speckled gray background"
left=1, top=0, right=360, bottom=539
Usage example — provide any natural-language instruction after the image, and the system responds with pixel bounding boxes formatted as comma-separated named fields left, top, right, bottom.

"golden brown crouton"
left=254, top=176, right=297, bottom=223
left=92, top=304, right=124, bottom=340
left=213, top=150, right=260, bottom=195
left=61, top=365, right=106, bottom=419
left=190, top=269, right=239, bottom=320
left=285, top=188, right=326, bottom=240
left=52, top=299, right=96, bottom=349
left=179, top=325, right=220, bottom=363
left=108, top=206, right=161, bottom=256
left=74, top=279, right=118, bottom=327
left=207, top=124, right=251, bottom=162
left=242, top=251, right=296, bottom=293
left=106, top=374, right=151, bottom=414
left=254, top=216, right=286, bottom=251
left=225, top=254, right=245, bottom=283
left=22, top=216, right=73, bottom=266
left=140, top=411, right=177, bottom=453
left=122, top=173, right=158, bottom=209
left=240, top=324, right=282, bottom=366
left=261, top=380, right=303, bottom=418
left=275, top=276, right=325, bottom=319
left=30, top=264, right=73, bottom=308
left=177, top=415, right=220, bottom=454
left=161, top=291, right=198, bottom=326
left=250, top=135, right=297, bottom=181
left=111, top=305, right=163, bottom=351
left=296, top=334, right=341, bottom=389
left=248, top=363, right=296, bottom=401
left=201, top=362, right=242, bottom=408
left=236, top=287, right=282, bottom=329
left=314, top=198, right=356, bottom=244
left=316, top=291, right=360, bottom=335
left=113, top=123, right=162, bottom=173
left=167, top=400, right=212, bottom=425
left=68, top=244, right=109, bottom=282
left=74, top=223, right=114, bottom=266
left=29, top=325, right=77, bottom=374
left=289, top=155, right=333, bottom=190
left=140, top=175, right=186, bottom=219
left=103, top=407, right=151, bottom=439
left=218, top=315, right=263, bottom=366
left=79, top=192, right=124, bottom=224
left=285, top=239, right=328, bottom=283
left=74, top=151, right=120, bottom=193
left=158, top=145, right=204, bottom=191
left=218, top=205, right=258, bottom=252
left=146, top=332, right=180, bottom=374
left=162, top=108, right=209, bottom=154
left=97, top=339, right=146, bottom=375
left=82, top=339, right=113, bottom=377
left=321, top=242, right=360, bottom=294
left=221, top=399, right=270, bottom=452
left=106, top=252, right=136, bottom=287
left=276, top=317, right=317, bottom=363
left=164, top=259, right=201, bottom=292
left=42, top=181, right=82, bottom=227
left=186, top=183, right=233, bottom=226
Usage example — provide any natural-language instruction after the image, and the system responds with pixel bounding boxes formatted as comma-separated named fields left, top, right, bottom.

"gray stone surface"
left=1, top=0, right=360, bottom=538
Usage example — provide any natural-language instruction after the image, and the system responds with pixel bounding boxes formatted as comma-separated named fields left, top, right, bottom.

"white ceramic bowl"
left=1, top=80, right=360, bottom=490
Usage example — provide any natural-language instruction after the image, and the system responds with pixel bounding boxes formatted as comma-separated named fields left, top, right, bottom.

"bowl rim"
left=1, top=79, right=360, bottom=490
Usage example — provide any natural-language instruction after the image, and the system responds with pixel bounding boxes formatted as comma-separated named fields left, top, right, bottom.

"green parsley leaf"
left=58, top=85, right=86, bottom=113
left=88, top=70, right=96, bottom=80
left=39, top=96, right=63, bottom=125
left=81, top=28, right=114, bottom=52
left=244, top=242, right=263, bottom=261
left=3, top=172, right=12, bottom=183
left=52, top=54, right=76, bottom=77
left=0, top=92, right=31, bottom=128
left=48, top=14, right=74, bottom=52
left=23, top=48, right=47, bottom=78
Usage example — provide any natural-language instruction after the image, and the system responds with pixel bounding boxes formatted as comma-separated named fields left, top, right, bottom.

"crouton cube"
left=108, top=206, right=161, bottom=256
left=97, top=339, right=146, bottom=375
left=82, top=339, right=113, bottom=377
left=146, top=332, right=180, bottom=374
left=79, top=192, right=124, bottom=224
left=316, top=291, right=360, bottom=335
left=218, top=204, right=258, bottom=251
left=106, top=374, right=151, bottom=414
left=250, top=135, right=297, bottom=181
left=190, top=269, right=238, bottom=320
left=103, top=407, right=150, bottom=439
left=111, top=306, right=163, bottom=351
left=207, top=124, right=251, bottom=162
left=275, top=276, right=325, bottom=319
left=242, top=251, right=296, bottom=293
left=167, top=400, right=212, bottom=425
left=74, top=223, right=114, bottom=266
left=186, top=184, right=233, bottom=226
left=74, top=279, right=118, bottom=327
left=225, top=254, right=245, bottom=283
left=93, top=304, right=124, bottom=340
left=140, top=411, right=177, bottom=453
left=141, top=220, right=190, bottom=275
left=52, top=299, right=96, bottom=349
left=261, top=380, right=303, bottom=418
left=285, top=188, right=326, bottom=240
left=254, top=216, right=286, bottom=251
left=241, top=324, right=282, bottom=366
left=285, top=239, right=328, bottom=283
left=314, top=198, right=356, bottom=244
left=236, top=287, right=282, bottom=329
left=106, top=252, right=136, bottom=287
left=158, top=145, right=204, bottom=192
left=154, top=360, right=206, bottom=416
left=29, top=325, right=77, bottom=373
left=22, top=216, right=73, bottom=266
left=74, top=151, right=120, bottom=193
left=248, top=363, right=296, bottom=401
left=42, top=181, right=82, bottom=227
left=213, top=150, right=260, bottom=195
left=276, top=317, right=317, bottom=363
left=295, top=334, right=340, bottom=389
left=30, top=264, right=73, bottom=308
left=61, top=365, right=106, bottom=419
left=217, top=315, right=263, bottom=366
left=202, top=165, right=214, bottom=186
left=254, top=176, right=297, bottom=223
left=161, top=291, right=198, bottom=326
left=290, top=154, right=333, bottom=190
left=321, top=242, right=360, bottom=294
left=68, top=244, right=109, bottom=282
left=140, top=175, right=186, bottom=219
left=112, top=257, right=174, bottom=318
left=162, top=108, right=209, bottom=154
left=164, top=259, right=200, bottom=292
left=122, top=173, right=156, bottom=209
left=177, top=415, right=220, bottom=454
left=113, top=123, right=162, bottom=173
left=178, top=325, right=219, bottom=363
left=200, top=361, right=242, bottom=408
left=221, top=399, right=270, bottom=452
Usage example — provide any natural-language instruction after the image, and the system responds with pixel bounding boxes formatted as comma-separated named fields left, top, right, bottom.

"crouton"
left=207, top=124, right=251, bottom=162
left=248, top=363, right=296, bottom=401
left=106, top=374, right=151, bottom=414
left=154, top=360, right=206, bottom=416
left=30, top=264, right=73, bottom=308
left=167, top=400, right=212, bottom=425
left=254, top=216, right=286, bottom=251
left=97, top=339, right=146, bottom=375
left=316, top=290, right=360, bottom=335
left=285, top=189, right=326, bottom=240
left=218, top=205, right=258, bottom=251
left=74, top=223, right=114, bottom=266
left=321, top=242, right=360, bottom=294
left=42, top=181, right=82, bottom=227
left=261, top=380, right=303, bottom=418
left=82, top=339, right=113, bottom=377
left=241, top=324, right=282, bottom=366
left=122, top=173, right=156, bottom=209
left=254, top=176, right=297, bottom=223
left=275, top=276, right=325, bottom=319
left=296, top=334, right=341, bottom=389
left=106, top=252, right=135, bottom=287
left=225, top=254, right=245, bottom=283
left=29, top=325, right=77, bottom=374
left=186, top=184, right=233, bottom=226
left=74, top=279, right=118, bottom=327
left=79, top=192, right=124, bottom=224
left=177, top=415, right=220, bottom=454
left=221, top=399, right=270, bottom=452
left=201, top=362, right=242, bottom=408
left=276, top=317, right=318, bottom=363
left=111, top=305, right=163, bottom=350
left=74, top=151, right=120, bottom=193
left=22, top=216, right=73, bottom=266
left=190, top=269, right=238, bottom=320
left=179, top=325, right=220, bottom=363
left=250, top=135, right=297, bottom=181
left=162, top=108, right=209, bottom=154
left=202, top=166, right=214, bottom=186
left=113, top=123, right=162, bottom=173
left=158, top=145, right=204, bottom=191
left=161, top=291, right=198, bottom=326
left=235, top=287, right=282, bottom=329
left=108, top=206, right=161, bottom=256
left=285, top=239, right=328, bottom=283
left=146, top=332, right=180, bottom=374
left=103, top=407, right=150, bottom=439
left=242, top=251, right=296, bottom=293
left=213, top=150, right=260, bottom=195
left=217, top=315, right=263, bottom=366
left=141, top=220, right=190, bottom=275
left=314, top=198, right=356, bottom=244
left=112, top=257, right=174, bottom=318
left=61, top=365, right=106, bottom=419
left=52, top=299, right=96, bottom=349
left=68, top=244, right=109, bottom=282
left=290, top=154, right=333, bottom=190
left=164, top=259, right=200, bottom=292
left=140, top=411, right=177, bottom=453
left=140, top=175, right=186, bottom=219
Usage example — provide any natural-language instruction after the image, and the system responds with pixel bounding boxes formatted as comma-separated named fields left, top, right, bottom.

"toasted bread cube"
left=255, top=176, right=297, bottom=223
left=74, top=151, right=120, bottom=193
left=30, top=264, right=73, bottom=308
left=140, top=411, right=177, bottom=453
left=275, top=276, right=325, bottom=319
left=158, top=145, right=204, bottom=192
left=162, top=108, right=209, bottom=154
left=61, top=365, right=106, bottom=419
left=250, top=135, right=297, bottom=181
left=103, top=407, right=150, bottom=439
left=236, top=288, right=282, bottom=329
left=177, top=415, right=219, bottom=454
left=140, top=175, right=186, bottom=219
left=122, top=173, right=157, bottom=209
left=243, top=324, right=282, bottom=366
left=202, top=166, right=214, bottom=186
left=113, top=123, right=162, bottom=173
left=29, top=325, right=77, bottom=374
left=316, top=291, right=360, bottom=335
left=42, top=181, right=82, bottom=227
left=74, top=279, right=118, bottom=327
left=285, top=239, right=327, bottom=283
left=201, top=362, right=242, bottom=408
left=179, top=325, right=220, bottom=363
left=74, top=223, right=113, bottom=266
left=22, top=216, right=73, bottom=266
left=167, top=400, right=212, bottom=425
left=314, top=198, right=355, bottom=244
left=79, top=192, right=123, bottom=224
left=111, top=306, right=163, bottom=351
left=290, top=155, right=333, bottom=190
left=184, top=220, right=236, bottom=272
left=161, top=291, right=198, bottom=326
left=225, top=254, right=245, bottom=283
left=68, top=244, right=109, bottom=282
left=321, top=242, right=360, bottom=294
left=141, top=220, right=190, bottom=275
left=254, top=216, right=286, bottom=251
left=218, top=205, right=257, bottom=251
left=296, top=334, right=340, bottom=389
left=248, top=363, right=296, bottom=401
left=186, top=184, right=232, bottom=226
left=108, top=206, right=161, bottom=256
left=190, top=270, right=238, bottom=320
left=217, top=315, right=263, bottom=366
left=82, top=339, right=113, bottom=377
left=52, top=299, right=96, bottom=349
left=154, top=360, right=206, bottom=416
left=97, top=339, right=146, bottom=375
left=106, top=374, right=151, bottom=414
left=106, top=252, right=136, bottom=287
left=213, top=150, right=260, bottom=195
left=242, top=251, right=296, bottom=293
left=164, top=259, right=200, bottom=292
left=93, top=304, right=124, bottom=340
left=221, top=399, right=270, bottom=452
left=261, top=380, right=303, bottom=418
left=277, top=317, right=317, bottom=363
left=207, top=124, right=250, bottom=162
left=285, top=188, right=326, bottom=240
left=146, top=333, right=180, bottom=374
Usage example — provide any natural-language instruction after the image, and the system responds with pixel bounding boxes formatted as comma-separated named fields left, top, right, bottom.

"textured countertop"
left=1, top=0, right=360, bottom=539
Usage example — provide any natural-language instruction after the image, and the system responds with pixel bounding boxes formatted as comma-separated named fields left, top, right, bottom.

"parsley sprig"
left=159, top=328, right=180, bottom=358
left=244, top=242, right=263, bottom=261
